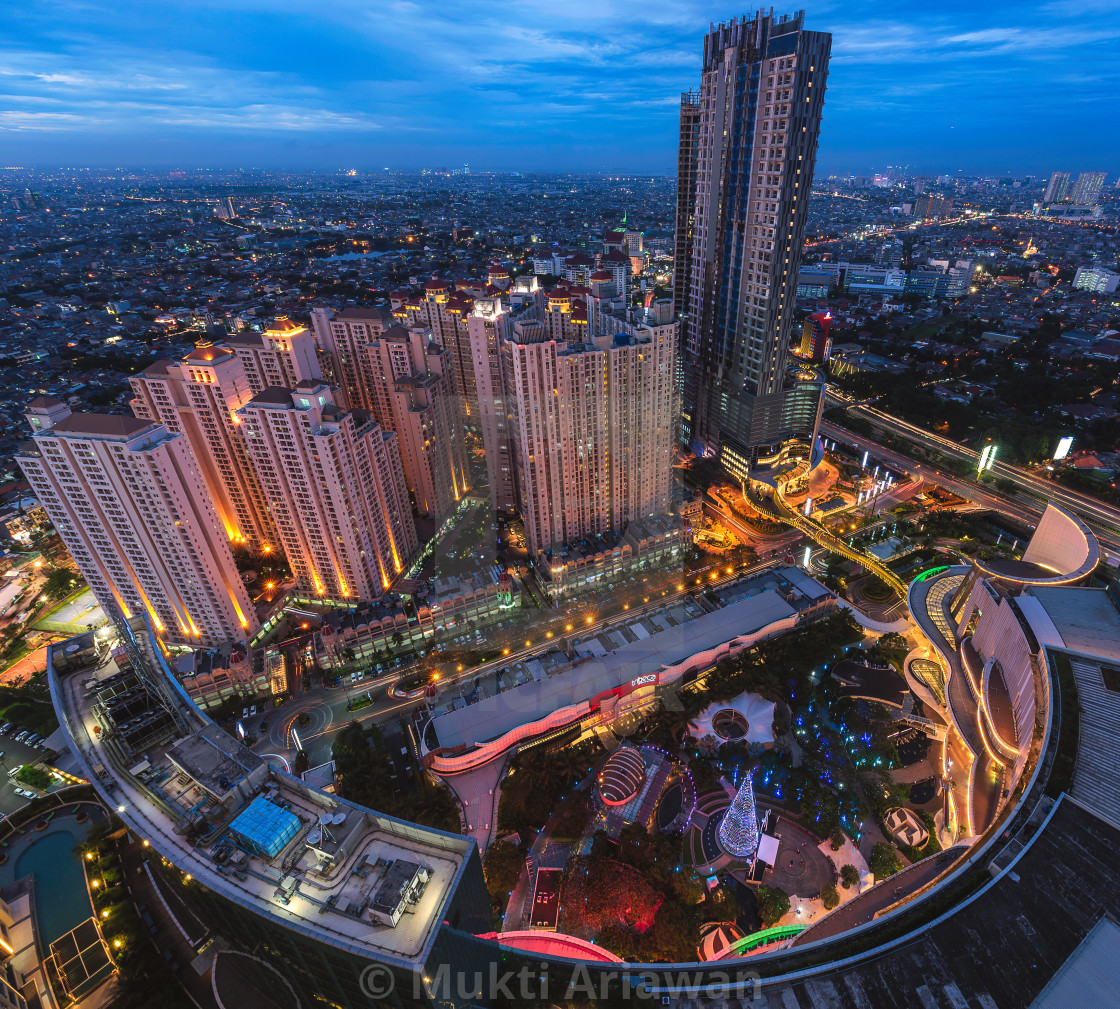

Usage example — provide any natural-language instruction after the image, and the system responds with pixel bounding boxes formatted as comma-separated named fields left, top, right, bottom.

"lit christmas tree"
left=718, top=770, right=760, bottom=859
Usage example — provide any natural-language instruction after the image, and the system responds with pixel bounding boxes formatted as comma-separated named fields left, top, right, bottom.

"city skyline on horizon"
left=2, top=0, right=1119, bottom=176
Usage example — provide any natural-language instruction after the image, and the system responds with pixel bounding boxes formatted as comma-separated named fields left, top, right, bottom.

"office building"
left=1073, top=266, right=1120, bottom=294
left=1042, top=171, right=1070, bottom=203
left=674, top=89, right=703, bottom=384
left=129, top=344, right=277, bottom=553
left=604, top=227, right=643, bottom=258
left=237, top=383, right=417, bottom=600
left=799, top=311, right=831, bottom=361
left=911, top=195, right=954, bottom=220
left=501, top=318, right=675, bottom=557
left=17, top=399, right=257, bottom=647
left=226, top=316, right=320, bottom=395
left=1070, top=171, right=1106, bottom=206
left=677, top=11, right=831, bottom=471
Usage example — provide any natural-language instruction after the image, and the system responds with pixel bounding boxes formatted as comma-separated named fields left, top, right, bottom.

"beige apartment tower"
left=226, top=316, right=321, bottom=395
left=395, top=280, right=478, bottom=420
left=310, top=308, right=470, bottom=520
left=502, top=322, right=675, bottom=556
left=309, top=306, right=394, bottom=413
left=129, top=344, right=276, bottom=552
left=468, top=298, right=517, bottom=515
left=17, top=398, right=258, bottom=647
left=362, top=326, right=469, bottom=520
left=237, top=383, right=417, bottom=600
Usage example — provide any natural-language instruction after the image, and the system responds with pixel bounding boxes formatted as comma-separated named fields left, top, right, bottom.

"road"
left=819, top=420, right=1094, bottom=546
left=825, top=395, right=1120, bottom=558
left=253, top=554, right=802, bottom=769
left=261, top=411, right=1067, bottom=774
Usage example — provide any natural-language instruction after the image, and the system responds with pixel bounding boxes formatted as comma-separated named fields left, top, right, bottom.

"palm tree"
left=554, top=749, right=587, bottom=786
left=662, top=711, right=692, bottom=746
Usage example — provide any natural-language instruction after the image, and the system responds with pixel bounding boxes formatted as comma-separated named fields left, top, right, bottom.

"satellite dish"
left=318, top=813, right=332, bottom=825
left=332, top=812, right=346, bottom=824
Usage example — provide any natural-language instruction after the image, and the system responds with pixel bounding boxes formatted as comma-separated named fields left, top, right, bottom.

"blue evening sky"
left=1, top=0, right=1117, bottom=176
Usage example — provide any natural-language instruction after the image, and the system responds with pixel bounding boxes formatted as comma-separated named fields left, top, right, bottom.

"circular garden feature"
left=712, top=708, right=751, bottom=741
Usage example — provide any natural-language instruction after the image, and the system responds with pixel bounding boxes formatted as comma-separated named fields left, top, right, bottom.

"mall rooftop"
left=47, top=621, right=474, bottom=970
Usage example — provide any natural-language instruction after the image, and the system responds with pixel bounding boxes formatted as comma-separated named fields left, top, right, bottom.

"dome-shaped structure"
left=597, top=745, right=646, bottom=807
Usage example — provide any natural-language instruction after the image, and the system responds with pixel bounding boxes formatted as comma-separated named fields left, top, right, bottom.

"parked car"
left=0, top=723, right=11, bottom=735
left=13, top=732, right=28, bottom=743
left=241, top=707, right=249, bottom=719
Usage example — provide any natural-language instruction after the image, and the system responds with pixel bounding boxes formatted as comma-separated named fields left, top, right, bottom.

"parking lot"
left=0, top=725, right=60, bottom=815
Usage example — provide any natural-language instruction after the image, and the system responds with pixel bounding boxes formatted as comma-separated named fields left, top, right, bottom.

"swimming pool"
left=12, top=827, right=94, bottom=945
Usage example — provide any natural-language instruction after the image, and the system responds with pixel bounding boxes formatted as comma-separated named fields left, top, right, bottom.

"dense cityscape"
left=0, top=6, right=1118, bottom=1009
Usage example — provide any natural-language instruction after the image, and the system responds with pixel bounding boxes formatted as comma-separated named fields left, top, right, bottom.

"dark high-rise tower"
left=674, top=88, right=703, bottom=445
left=676, top=10, right=831, bottom=478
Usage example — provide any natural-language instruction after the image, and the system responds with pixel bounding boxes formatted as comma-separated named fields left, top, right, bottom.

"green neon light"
left=725, top=923, right=806, bottom=955
left=915, top=565, right=950, bottom=583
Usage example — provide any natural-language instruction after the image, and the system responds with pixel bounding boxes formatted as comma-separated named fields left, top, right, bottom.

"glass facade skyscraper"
left=677, top=11, right=831, bottom=473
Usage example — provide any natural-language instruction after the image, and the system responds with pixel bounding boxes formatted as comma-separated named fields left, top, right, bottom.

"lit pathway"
left=442, top=759, right=506, bottom=852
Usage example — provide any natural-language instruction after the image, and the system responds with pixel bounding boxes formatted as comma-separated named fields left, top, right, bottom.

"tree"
left=42, top=568, right=78, bottom=600
left=562, top=856, right=662, bottom=934
left=829, top=827, right=846, bottom=851
left=331, top=721, right=395, bottom=811
left=840, top=864, right=860, bottom=889
left=755, top=885, right=790, bottom=928
left=871, top=632, right=910, bottom=671
left=17, top=764, right=50, bottom=790
left=869, top=841, right=904, bottom=879
left=617, top=823, right=656, bottom=870
left=483, top=842, right=524, bottom=923
left=820, top=882, right=840, bottom=910
left=639, top=899, right=699, bottom=963
left=703, top=883, right=744, bottom=922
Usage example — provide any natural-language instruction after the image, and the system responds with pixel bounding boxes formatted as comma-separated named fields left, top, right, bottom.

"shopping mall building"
left=45, top=508, right=1120, bottom=1009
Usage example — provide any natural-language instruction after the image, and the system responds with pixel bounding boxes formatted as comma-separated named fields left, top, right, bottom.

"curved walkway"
left=790, top=847, right=964, bottom=944
left=839, top=600, right=912, bottom=635
left=744, top=481, right=910, bottom=608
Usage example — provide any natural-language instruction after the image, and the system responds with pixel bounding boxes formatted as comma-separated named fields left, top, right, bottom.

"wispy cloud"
left=0, top=0, right=1116, bottom=171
